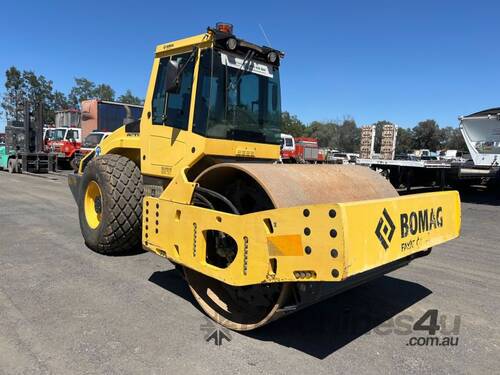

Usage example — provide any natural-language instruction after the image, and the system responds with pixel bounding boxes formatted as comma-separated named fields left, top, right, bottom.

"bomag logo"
left=375, top=207, right=444, bottom=250
left=375, top=208, right=396, bottom=250
left=400, top=207, right=443, bottom=238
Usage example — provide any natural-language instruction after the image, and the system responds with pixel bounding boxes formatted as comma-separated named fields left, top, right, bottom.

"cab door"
left=142, top=51, right=197, bottom=178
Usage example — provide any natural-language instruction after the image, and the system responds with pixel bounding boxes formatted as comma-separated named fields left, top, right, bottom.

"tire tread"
left=84, top=154, right=143, bottom=255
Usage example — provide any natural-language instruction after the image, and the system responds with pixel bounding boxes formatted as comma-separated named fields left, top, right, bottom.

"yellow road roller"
left=68, top=23, right=461, bottom=331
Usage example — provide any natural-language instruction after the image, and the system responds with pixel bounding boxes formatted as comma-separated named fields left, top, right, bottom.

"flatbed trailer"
left=357, top=158, right=500, bottom=189
left=356, top=158, right=454, bottom=190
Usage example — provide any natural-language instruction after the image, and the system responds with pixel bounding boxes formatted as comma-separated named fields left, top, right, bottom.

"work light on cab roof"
left=209, top=22, right=284, bottom=66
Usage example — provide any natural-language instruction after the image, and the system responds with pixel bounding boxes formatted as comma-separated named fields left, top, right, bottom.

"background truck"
left=0, top=101, right=57, bottom=173
left=69, top=23, right=460, bottom=331
left=46, top=127, right=82, bottom=165
left=44, top=109, right=83, bottom=166
left=280, top=134, right=324, bottom=163
left=80, top=99, right=143, bottom=140
left=55, top=108, right=80, bottom=128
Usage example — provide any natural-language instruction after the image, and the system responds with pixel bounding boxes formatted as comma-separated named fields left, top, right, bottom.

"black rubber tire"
left=7, top=159, right=16, bottom=174
left=78, top=154, right=143, bottom=255
left=70, top=157, right=79, bottom=172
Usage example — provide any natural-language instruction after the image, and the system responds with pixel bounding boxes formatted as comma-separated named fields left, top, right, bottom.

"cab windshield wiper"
left=173, top=48, right=198, bottom=87
left=227, top=50, right=255, bottom=91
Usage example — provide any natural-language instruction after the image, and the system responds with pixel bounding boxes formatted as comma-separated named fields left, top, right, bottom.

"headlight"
left=226, top=37, right=238, bottom=50
left=267, top=51, right=278, bottom=63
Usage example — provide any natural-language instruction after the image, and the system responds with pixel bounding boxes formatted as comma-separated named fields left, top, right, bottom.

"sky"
left=0, top=0, right=499, bottom=132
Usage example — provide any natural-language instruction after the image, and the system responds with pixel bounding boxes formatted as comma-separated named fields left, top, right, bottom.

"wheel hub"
left=84, top=180, right=102, bottom=229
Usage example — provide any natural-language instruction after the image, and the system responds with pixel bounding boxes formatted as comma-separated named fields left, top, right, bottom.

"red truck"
left=44, top=109, right=82, bottom=164
left=280, top=134, right=324, bottom=163
left=46, top=127, right=82, bottom=164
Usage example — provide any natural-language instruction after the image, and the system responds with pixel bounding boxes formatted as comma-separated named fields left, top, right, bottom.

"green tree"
left=337, top=118, right=359, bottom=152
left=1, top=67, right=58, bottom=123
left=304, top=121, right=339, bottom=148
left=118, top=89, right=143, bottom=105
left=395, top=127, right=414, bottom=154
left=412, top=119, right=442, bottom=151
left=1, top=66, right=25, bottom=121
left=22, top=70, right=55, bottom=123
left=94, top=83, right=115, bottom=101
left=69, top=77, right=96, bottom=107
left=281, top=111, right=305, bottom=137
left=441, top=126, right=467, bottom=151
left=69, top=78, right=118, bottom=106
left=53, top=90, right=71, bottom=110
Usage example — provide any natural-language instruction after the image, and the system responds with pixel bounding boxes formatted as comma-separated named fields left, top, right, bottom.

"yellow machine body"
left=72, top=26, right=461, bottom=330
left=143, top=168, right=460, bottom=286
left=79, top=30, right=461, bottom=285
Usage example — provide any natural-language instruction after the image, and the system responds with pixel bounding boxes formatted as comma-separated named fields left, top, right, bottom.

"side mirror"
left=165, top=60, right=180, bottom=94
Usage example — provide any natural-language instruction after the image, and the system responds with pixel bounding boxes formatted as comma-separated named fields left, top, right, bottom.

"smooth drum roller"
left=184, top=163, right=398, bottom=330
left=68, top=24, right=461, bottom=333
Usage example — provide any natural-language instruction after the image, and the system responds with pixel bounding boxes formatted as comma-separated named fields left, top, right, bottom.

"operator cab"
left=151, top=23, right=283, bottom=146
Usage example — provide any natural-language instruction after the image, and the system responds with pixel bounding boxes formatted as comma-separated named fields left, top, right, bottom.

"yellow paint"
left=161, top=167, right=197, bottom=205
left=73, top=29, right=461, bottom=288
left=84, top=180, right=102, bottom=229
left=142, top=191, right=460, bottom=286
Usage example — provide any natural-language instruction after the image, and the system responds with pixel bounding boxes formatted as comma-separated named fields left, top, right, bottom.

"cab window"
left=66, top=129, right=79, bottom=141
left=152, top=52, right=195, bottom=130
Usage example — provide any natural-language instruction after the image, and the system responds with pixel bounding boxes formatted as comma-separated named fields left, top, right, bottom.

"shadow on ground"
left=149, top=269, right=200, bottom=309
left=246, top=276, right=431, bottom=359
left=148, top=270, right=431, bottom=359
left=90, top=246, right=146, bottom=257
left=456, top=185, right=500, bottom=206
